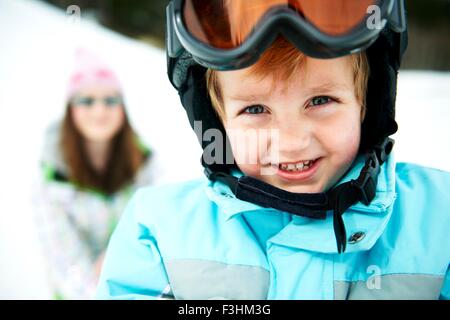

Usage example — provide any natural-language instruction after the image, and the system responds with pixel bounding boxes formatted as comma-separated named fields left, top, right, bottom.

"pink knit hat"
left=66, top=48, right=122, bottom=99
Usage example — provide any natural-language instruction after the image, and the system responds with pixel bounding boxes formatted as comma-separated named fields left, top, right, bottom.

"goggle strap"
left=166, top=2, right=183, bottom=59
left=387, top=0, right=407, bottom=33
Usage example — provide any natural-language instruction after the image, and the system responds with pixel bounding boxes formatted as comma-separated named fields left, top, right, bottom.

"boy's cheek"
left=324, top=121, right=361, bottom=171
left=235, top=163, right=261, bottom=177
left=321, top=112, right=361, bottom=149
left=227, top=128, right=270, bottom=164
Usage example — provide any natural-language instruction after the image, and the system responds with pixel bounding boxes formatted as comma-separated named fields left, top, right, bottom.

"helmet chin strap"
left=205, top=137, right=394, bottom=254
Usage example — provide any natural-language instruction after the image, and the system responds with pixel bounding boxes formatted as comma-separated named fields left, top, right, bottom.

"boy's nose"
left=276, top=121, right=312, bottom=155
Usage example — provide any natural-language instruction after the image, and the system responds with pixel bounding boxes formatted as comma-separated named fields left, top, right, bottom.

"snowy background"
left=0, top=0, right=449, bottom=299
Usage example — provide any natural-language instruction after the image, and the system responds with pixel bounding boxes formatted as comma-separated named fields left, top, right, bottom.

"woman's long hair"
left=60, top=103, right=147, bottom=195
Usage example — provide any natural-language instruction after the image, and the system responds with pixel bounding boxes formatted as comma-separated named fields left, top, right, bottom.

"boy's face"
left=218, top=56, right=362, bottom=193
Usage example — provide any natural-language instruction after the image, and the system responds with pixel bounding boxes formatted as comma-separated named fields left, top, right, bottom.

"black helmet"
left=166, top=0, right=408, bottom=253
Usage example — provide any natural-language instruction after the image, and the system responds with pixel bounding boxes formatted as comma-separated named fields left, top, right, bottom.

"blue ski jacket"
left=97, top=154, right=450, bottom=299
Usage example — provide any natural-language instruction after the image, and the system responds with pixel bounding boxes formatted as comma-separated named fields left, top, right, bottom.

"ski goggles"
left=167, top=0, right=406, bottom=70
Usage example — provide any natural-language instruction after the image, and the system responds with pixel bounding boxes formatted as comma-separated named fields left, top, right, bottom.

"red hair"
left=207, top=37, right=369, bottom=120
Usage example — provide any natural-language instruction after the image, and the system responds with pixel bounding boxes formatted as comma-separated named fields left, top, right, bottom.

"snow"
left=0, top=0, right=449, bottom=299
left=0, top=0, right=202, bottom=299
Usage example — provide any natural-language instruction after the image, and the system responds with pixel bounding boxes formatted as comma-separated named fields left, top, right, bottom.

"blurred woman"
left=33, top=49, right=153, bottom=299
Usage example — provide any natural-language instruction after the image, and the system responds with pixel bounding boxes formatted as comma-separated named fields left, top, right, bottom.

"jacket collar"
left=205, top=153, right=397, bottom=253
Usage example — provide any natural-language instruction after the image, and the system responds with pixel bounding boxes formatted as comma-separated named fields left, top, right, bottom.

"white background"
left=0, top=0, right=449, bottom=299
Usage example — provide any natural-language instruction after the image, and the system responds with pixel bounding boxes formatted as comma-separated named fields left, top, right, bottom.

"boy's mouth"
left=273, top=158, right=322, bottom=182
left=277, top=158, right=319, bottom=172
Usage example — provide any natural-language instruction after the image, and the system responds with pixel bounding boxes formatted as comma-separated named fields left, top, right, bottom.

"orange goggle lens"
left=183, top=0, right=378, bottom=49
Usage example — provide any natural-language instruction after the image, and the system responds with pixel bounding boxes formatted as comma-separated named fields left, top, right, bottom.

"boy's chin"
left=257, top=176, right=325, bottom=194
left=274, top=182, right=324, bottom=194
left=237, top=166, right=326, bottom=194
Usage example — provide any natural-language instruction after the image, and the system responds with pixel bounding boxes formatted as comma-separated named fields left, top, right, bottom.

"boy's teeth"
left=295, top=162, right=305, bottom=170
left=279, top=160, right=315, bottom=172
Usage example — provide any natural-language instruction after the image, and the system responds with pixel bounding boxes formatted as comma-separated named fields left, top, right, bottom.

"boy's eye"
left=243, top=105, right=267, bottom=114
left=309, top=96, right=334, bottom=107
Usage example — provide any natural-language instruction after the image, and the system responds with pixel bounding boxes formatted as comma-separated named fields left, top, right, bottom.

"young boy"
left=97, top=0, right=449, bottom=299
